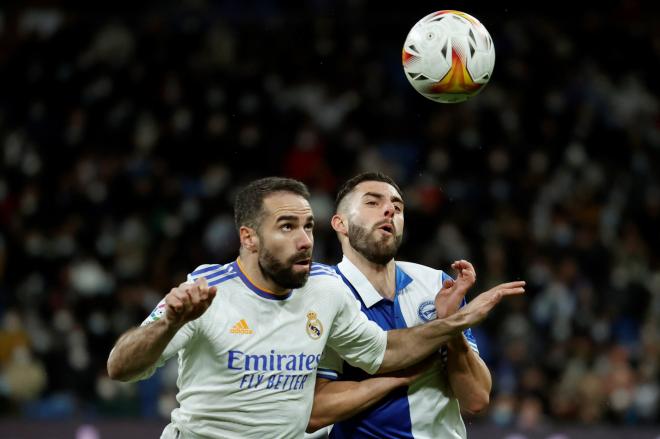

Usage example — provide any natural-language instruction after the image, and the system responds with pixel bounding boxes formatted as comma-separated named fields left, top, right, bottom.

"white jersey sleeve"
left=317, top=347, right=343, bottom=380
left=326, top=289, right=387, bottom=375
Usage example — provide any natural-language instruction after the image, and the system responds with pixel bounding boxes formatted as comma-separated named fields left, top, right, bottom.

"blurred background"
left=0, top=0, right=658, bottom=438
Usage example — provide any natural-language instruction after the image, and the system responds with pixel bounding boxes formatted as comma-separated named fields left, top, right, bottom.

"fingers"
left=499, top=286, right=526, bottom=297
left=193, top=277, right=218, bottom=305
left=165, top=278, right=217, bottom=324
left=165, top=288, right=184, bottom=314
left=451, top=260, right=476, bottom=280
left=165, top=287, right=193, bottom=325
left=185, top=278, right=209, bottom=305
left=460, top=279, right=527, bottom=327
left=450, top=260, right=476, bottom=291
left=494, top=280, right=526, bottom=289
left=195, top=276, right=208, bottom=297
left=174, top=287, right=194, bottom=315
left=442, top=279, right=455, bottom=290
left=486, top=282, right=525, bottom=309
left=489, top=280, right=526, bottom=296
left=451, top=259, right=472, bottom=271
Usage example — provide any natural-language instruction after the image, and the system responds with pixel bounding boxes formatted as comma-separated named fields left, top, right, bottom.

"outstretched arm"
left=107, top=277, right=216, bottom=382
left=377, top=279, right=525, bottom=373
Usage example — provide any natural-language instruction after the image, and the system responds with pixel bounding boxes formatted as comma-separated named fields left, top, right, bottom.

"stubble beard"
left=258, top=246, right=311, bottom=289
left=347, top=221, right=402, bottom=266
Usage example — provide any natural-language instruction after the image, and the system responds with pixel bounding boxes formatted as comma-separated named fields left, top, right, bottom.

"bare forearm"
left=378, top=316, right=463, bottom=373
left=378, top=279, right=526, bottom=374
left=446, top=335, right=492, bottom=414
left=107, top=319, right=180, bottom=382
left=307, top=377, right=407, bottom=432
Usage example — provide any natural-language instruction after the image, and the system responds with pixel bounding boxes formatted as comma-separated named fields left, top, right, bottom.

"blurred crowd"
left=0, top=0, right=658, bottom=431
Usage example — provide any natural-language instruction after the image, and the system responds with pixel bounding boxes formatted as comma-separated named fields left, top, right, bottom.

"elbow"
left=461, top=392, right=490, bottom=415
left=306, top=417, right=325, bottom=434
left=107, top=354, right=130, bottom=382
left=106, top=359, right=122, bottom=381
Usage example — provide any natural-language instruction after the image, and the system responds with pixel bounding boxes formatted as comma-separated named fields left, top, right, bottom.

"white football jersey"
left=136, top=259, right=387, bottom=439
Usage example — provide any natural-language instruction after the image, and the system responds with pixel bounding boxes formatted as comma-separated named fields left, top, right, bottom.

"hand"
left=454, top=281, right=525, bottom=329
left=164, top=277, right=217, bottom=328
left=435, top=260, right=477, bottom=319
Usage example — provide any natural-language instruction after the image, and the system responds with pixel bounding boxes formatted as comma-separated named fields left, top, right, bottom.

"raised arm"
left=434, top=260, right=492, bottom=414
left=107, top=277, right=216, bottom=382
left=377, top=280, right=525, bottom=373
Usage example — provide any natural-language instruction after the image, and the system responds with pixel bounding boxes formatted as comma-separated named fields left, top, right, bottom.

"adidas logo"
left=230, top=319, right=253, bottom=334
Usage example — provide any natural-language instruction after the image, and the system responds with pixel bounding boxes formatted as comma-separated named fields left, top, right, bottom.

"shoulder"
left=397, top=261, right=449, bottom=289
left=305, top=263, right=351, bottom=295
left=397, top=260, right=444, bottom=280
left=310, top=262, right=340, bottom=279
left=188, top=262, right=238, bottom=286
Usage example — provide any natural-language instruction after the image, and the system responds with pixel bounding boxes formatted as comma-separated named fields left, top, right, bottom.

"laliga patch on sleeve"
left=141, top=299, right=167, bottom=326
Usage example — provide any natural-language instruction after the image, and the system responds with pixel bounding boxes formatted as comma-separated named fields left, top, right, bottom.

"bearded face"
left=258, top=237, right=312, bottom=289
left=347, top=219, right=402, bottom=265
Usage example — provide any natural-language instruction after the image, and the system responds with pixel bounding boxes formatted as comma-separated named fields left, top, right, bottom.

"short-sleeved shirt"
left=317, top=257, right=479, bottom=439
left=136, top=259, right=387, bottom=438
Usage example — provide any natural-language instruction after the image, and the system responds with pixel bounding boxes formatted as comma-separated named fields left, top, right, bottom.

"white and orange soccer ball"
left=402, top=10, right=495, bottom=103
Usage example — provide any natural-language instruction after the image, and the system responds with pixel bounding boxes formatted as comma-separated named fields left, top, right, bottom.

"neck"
left=237, top=250, right=291, bottom=296
left=342, top=244, right=396, bottom=301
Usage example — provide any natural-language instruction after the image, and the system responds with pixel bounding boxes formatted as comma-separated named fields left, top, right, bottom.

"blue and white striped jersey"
left=137, top=259, right=387, bottom=439
left=317, top=256, right=479, bottom=439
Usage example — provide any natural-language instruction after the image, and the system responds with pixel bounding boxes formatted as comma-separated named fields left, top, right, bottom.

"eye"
left=366, top=200, right=377, bottom=206
left=281, top=224, right=293, bottom=232
left=394, top=205, right=403, bottom=213
left=305, top=222, right=314, bottom=231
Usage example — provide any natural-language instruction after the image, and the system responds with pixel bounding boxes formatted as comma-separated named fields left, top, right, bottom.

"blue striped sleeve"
left=191, top=264, right=222, bottom=276
left=310, top=263, right=340, bottom=278
left=317, top=368, right=339, bottom=381
left=188, top=263, right=237, bottom=286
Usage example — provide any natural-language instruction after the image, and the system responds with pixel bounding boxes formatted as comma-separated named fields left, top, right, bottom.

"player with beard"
left=107, top=176, right=524, bottom=438
left=307, top=172, right=492, bottom=439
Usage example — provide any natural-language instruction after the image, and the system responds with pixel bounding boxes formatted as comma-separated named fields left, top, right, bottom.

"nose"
left=297, top=229, right=313, bottom=251
left=383, top=201, right=395, bottom=218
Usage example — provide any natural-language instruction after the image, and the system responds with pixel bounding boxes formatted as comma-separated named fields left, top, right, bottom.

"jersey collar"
left=233, top=259, right=293, bottom=301
left=336, top=256, right=413, bottom=308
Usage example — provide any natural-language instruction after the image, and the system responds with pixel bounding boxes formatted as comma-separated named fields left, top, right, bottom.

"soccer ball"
left=402, top=10, right=495, bottom=103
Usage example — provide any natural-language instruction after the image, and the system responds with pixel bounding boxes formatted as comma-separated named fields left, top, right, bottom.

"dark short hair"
left=234, top=177, right=311, bottom=231
left=335, top=172, right=403, bottom=210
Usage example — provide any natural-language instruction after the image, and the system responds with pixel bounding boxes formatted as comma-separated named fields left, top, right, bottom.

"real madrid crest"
left=306, top=311, right=323, bottom=340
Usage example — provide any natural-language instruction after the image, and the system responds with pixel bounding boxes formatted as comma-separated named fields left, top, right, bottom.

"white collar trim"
left=337, top=256, right=388, bottom=308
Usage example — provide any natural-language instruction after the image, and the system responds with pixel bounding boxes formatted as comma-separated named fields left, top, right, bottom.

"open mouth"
left=378, top=224, right=394, bottom=235
left=293, top=258, right=311, bottom=267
